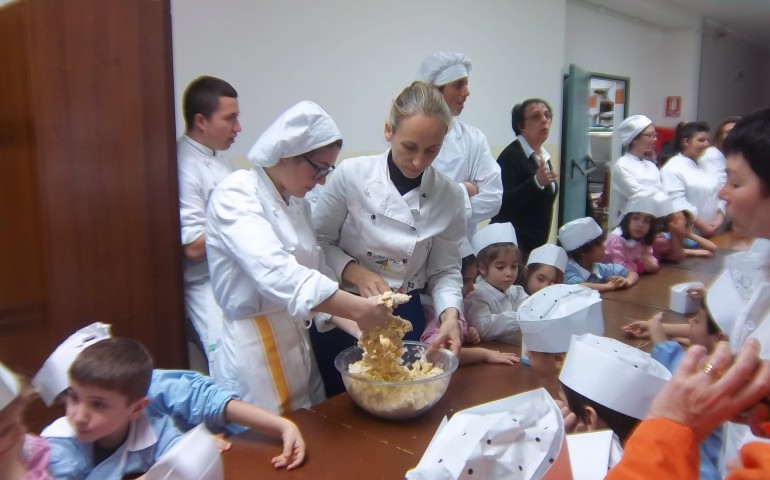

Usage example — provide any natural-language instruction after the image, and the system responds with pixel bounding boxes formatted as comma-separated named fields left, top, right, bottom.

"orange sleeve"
left=605, top=418, right=699, bottom=480
left=726, top=442, right=770, bottom=480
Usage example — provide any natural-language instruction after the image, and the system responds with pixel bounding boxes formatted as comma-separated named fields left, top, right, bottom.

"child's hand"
left=483, top=349, right=520, bottom=365
left=271, top=421, right=306, bottom=470
left=466, top=326, right=481, bottom=345
left=689, top=249, right=714, bottom=258
left=554, top=399, right=584, bottom=433
left=607, top=275, right=626, bottom=290
left=623, top=320, right=650, bottom=339
left=646, top=313, right=668, bottom=344
left=687, top=286, right=706, bottom=305
left=211, top=433, right=232, bottom=452
left=641, top=255, right=659, bottom=273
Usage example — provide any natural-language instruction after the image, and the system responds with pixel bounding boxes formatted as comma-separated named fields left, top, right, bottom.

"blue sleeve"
left=651, top=341, right=685, bottom=373
left=564, top=264, right=584, bottom=284
left=148, top=369, right=243, bottom=435
left=699, top=427, right=723, bottom=480
left=47, top=437, right=88, bottom=480
left=596, top=262, right=628, bottom=280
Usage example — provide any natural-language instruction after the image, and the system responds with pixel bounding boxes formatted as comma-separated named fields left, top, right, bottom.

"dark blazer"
left=490, top=139, right=557, bottom=258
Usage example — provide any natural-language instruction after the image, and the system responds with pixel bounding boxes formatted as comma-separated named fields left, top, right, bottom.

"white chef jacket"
left=177, top=135, right=234, bottom=353
left=660, top=153, right=724, bottom=223
left=432, top=120, right=502, bottom=241
left=608, top=153, right=666, bottom=228
left=699, top=146, right=728, bottom=191
left=205, top=167, right=337, bottom=414
left=313, top=151, right=465, bottom=318
left=464, top=277, right=528, bottom=344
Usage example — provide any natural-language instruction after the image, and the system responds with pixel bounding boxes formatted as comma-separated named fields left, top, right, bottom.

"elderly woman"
left=311, top=83, right=465, bottom=393
left=205, top=101, right=390, bottom=414
left=608, top=115, right=666, bottom=228
left=660, top=121, right=726, bottom=237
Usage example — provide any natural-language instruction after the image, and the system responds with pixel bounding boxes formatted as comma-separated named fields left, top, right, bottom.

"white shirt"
left=518, top=134, right=555, bottom=192
left=431, top=120, right=502, bottom=241
left=464, top=277, right=528, bottom=344
left=608, top=152, right=665, bottom=228
left=699, top=146, right=728, bottom=190
left=660, top=153, right=723, bottom=222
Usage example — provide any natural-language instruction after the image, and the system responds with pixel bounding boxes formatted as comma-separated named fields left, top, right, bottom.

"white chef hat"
left=518, top=284, right=604, bottom=353
left=471, top=222, right=518, bottom=256
left=415, top=51, right=473, bottom=86
left=621, top=193, right=657, bottom=218
left=617, top=115, right=653, bottom=147
left=559, top=334, right=672, bottom=420
left=246, top=101, right=342, bottom=168
left=557, top=217, right=603, bottom=252
left=669, top=281, right=705, bottom=315
left=527, top=244, right=568, bottom=274
left=145, top=424, right=223, bottom=480
left=32, top=322, right=112, bottom=406
left=566, top=430, right=622, bottom=479
left=0, top=362, right=21, bottom=411
left=656, top=196, right=694, bottom=219
left=406, top=388, right=572, bottom=480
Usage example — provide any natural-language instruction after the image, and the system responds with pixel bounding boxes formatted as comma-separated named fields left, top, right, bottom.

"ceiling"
left=576, top=0, right=770, bottom=49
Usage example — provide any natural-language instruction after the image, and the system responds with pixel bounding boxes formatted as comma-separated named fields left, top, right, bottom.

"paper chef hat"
left=669, top=282, right=705, bottom=315
left=472, top=223, right=518, bottom=256
left=405, top=388, right=572, bottom=480
left=557, top=217, right=603, bottom=252
left=32, top=322, right=112, bottom=406
left=622, top=193, right=657, bottom=218
left=415, top=51, right=473, bottom=86
left=145, top=424, right=224, bottom=480
left=560, top=334, right=672, bottom=419
left=518, top=285, right=604, bottom=353
left=527, top=244, right=568, bottom=274
left=566, top=430, right=622, bottom=479
left=617, top=115, right=652, bottom=147
left=0, top=362, right=20, bottom=411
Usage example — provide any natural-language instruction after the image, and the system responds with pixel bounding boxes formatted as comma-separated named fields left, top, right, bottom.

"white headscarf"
left=415, top=51, right=473, bottom=86
left=247, top=101, right=342, bottom=168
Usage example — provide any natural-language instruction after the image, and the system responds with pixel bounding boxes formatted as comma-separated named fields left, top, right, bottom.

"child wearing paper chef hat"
left=652, top=196, right=717, bottom=262
left=559, top=217, right=639, bottom=292
left=518, top=284, right=605, bottom=397
left=0, top=361, right=51, bottom=478
left=559, top=334, right=671, bottom=445
left=522, top=243, right=568, bottom=295
left=603, top=193, right=660, bottom=274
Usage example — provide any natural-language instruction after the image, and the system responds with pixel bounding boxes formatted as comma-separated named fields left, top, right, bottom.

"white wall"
left=565, top=1, right=702, bottom=127
left=698, top=30, right=770, bottom=129
left=171, top=0, right=567, bottom=163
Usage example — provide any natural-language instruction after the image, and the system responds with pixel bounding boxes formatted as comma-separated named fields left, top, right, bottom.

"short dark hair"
left=461, top=253, right=477, bottom=271
left=619, top=212, right=657, bottom=245
left=561, top=383, right=641, bottom=444
left=723, top=108, right=770, bottom=195
left=69, top=337, right=153, bottom=403
left=511, top=98, right=553, bottom=136
left=183, top=76, right=238, bottom=131
left=476, top=243, right=520, bottom=269
left=674, top=121, right=709, bottom=154
left=563, top=233, right=606, bottom=260
left=525, top=263, right=565, bottom=285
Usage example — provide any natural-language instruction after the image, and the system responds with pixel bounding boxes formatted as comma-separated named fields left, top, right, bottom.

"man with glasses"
left=491, top=99, right=558, bottom=261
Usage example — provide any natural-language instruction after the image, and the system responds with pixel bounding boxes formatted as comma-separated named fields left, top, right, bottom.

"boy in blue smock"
left=558, top=217, right=639, bottom=292
left=44, top=337, right=183, bottom=479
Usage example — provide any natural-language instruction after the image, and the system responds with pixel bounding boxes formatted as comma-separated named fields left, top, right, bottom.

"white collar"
left=567, top=259, right=601, bottom=280
left=476, top=276, right=512, bottom=300
left=40, top=413, right=157, bottom=452
left=517, top=135, right=550, bottom=161
left=183, top=135, right=216, bottom=157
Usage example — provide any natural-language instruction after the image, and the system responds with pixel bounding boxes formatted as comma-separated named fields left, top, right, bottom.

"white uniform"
left=608, top=153, right=665, bottom=228
left=177, top=136, right=234, bottom=357
left=464, top=277, right=528, bottom=344
left=660, top=153, right=724, bottom=223
left=206, top=167, right=336, bottom=414
left=313, top=151, right=465, bottom=318
left=699, top=145, right=728, bottom=190
left=432, top=120, right=502, bottom=241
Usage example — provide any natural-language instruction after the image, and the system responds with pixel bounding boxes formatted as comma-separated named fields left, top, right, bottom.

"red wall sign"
left=665, top=96, right=682, bottom=117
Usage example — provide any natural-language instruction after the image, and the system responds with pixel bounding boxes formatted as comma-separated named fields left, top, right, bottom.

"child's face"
left=479, top=250, right=519, bottom=292
left=461, top=262, right=478, bottom=298
left=526, top=265, right=560, bottom=295
left=687, top=308, right=717, bottom=350
left=628, top=213, right=652, bottom=241
left=0, top=399, right=25, bottom=456
left=527, top=350, right=565, bottom=378
left=66, top=382, right=146, bottom=448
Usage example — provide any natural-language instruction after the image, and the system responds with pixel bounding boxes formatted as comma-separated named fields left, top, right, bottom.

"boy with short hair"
left=44, top=337, right=183, bottom=479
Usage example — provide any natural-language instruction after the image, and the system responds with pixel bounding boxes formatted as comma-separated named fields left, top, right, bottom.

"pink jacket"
left=604, top=233, right=657, bottom=273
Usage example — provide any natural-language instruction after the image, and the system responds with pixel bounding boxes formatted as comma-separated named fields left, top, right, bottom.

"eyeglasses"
left=525, top=111, right=553, bottom=122
left=641, top=132, right=659, bottom=139
left=301, top=154, right=335, bottom=180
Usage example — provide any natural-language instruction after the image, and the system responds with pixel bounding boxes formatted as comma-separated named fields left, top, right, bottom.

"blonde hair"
left=388, top=81, right=452, bottom=134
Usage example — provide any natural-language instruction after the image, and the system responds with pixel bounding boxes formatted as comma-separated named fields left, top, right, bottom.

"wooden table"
left=602, top=268, right=716, bottom=310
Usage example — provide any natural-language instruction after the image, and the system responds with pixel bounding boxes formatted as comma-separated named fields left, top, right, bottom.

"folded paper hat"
left=560, top=334, right=671, bottom=420
left=558, top=217, right=603, bottom=252
left=527, top=244, right=568, bottom=274
left=415, top=51, right=473, bottom=86
left=472, top=222, right=517, bottom=256
left=32, top=322, right=112, bottom=406
left=0, top=362, right=20, bottom=411
left=406, top=388, right=572, bottom=480
left=519, top=285, right=604, bottom=354
left=617, top=115, right=652, bottom=147
left=145, top=424, right=223, bottom=480
left=566, top=430, right=622, bottom=480
left=622, top=193, right=658, bottom=218
left=669, top=282, right=705, bottom=315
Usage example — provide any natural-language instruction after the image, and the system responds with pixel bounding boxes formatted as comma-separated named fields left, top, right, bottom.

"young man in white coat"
left=177, top=76, right=240, bottom=372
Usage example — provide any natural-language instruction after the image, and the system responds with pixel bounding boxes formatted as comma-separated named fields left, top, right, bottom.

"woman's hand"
left=272, top=421, right=306, bottom=470
left=647, top=338, right=770, bottom=442
left=342, top=262, right=391, bottom=298
left=353, top=296, right=392, bottom=332
left=463, top=182, right=479, bottom=197
left=429, top=309, right=462, bottom=356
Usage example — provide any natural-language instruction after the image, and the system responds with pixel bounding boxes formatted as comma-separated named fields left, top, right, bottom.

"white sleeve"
left=464, top=292, right=519, bottom=341
left=611, top=161, right=660, bottom=200
left=466, top=130, right=503, bottom=224
left=426, top=193, right=466, bottom=316
left=178, top=164, right=206, bottom=246
left=312, top=165, right=357, bottom=281
left=660, top=167, right=699, bottom=217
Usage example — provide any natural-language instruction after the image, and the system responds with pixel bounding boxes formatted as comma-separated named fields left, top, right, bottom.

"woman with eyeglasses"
left=660, top=121, right=726, bottom=237
left=311, top=82, right=465, bottom=394
left=204, top=101, right=391, bottom=414
left=609, top=115, right=666, bottom=228
left=490, top=98, right=558, bottom=261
